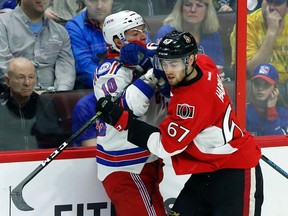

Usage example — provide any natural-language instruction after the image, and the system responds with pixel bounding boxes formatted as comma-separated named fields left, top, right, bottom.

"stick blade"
left=11, top=185, right=34, bottom=211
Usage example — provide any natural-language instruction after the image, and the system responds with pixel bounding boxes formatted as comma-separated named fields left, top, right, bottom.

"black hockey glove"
left=96, top=95, right=133, bottom=131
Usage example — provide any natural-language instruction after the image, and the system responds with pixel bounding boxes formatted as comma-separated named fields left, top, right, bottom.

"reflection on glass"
left=0, top=0, right=265, bottom=151
left=0, top=57, right=65, bottom=151
left=245, top=0, right=288, bottom=136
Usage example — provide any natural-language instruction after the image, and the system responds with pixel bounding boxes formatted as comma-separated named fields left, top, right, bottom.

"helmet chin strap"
left=176, top=59, right=196, bottom=87
left=184, top=55, right=196, bottom=80
left=185, top=63, right=195, bottom=79
left=175, top=55, right=196, bottom=87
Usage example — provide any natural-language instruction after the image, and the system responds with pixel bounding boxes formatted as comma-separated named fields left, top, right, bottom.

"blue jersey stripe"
left=96, top=156, right=149, bottom=167
left=97, top=144, right=148, bottom=155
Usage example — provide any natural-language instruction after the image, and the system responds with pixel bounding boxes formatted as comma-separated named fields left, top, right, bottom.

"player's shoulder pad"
left=196, top=54, right=218, bottom=71
left=96, top=59, right=122, bottom=78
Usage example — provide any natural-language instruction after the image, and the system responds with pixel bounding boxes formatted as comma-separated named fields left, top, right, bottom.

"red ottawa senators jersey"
left=150, top=54, right=261, bottom=175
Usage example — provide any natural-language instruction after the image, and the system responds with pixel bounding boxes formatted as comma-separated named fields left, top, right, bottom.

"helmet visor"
left=154, top=55, right=187, bottom=72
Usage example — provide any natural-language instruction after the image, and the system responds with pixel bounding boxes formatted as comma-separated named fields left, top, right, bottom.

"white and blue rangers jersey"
left=93, top=58, right=168, bottom=181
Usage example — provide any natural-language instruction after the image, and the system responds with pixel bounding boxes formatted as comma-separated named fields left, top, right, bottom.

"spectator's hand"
left=265, top=5, right=283, bottom=35
left=96, top=95, right=133, bottom=131
left=34, top=90, right=46, bottom=95
left=267, top=87, right=279, bottom=108
left=120, top=41, right=154, bottom=72
left=218, top=5, right=233, bottom=12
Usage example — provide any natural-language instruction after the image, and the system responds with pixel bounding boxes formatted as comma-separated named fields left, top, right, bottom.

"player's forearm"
left=127, top=119, right=182, bottom=159
left=127, top=119, right=159, bottom=150
left=125, top=78, right=155, bottom=116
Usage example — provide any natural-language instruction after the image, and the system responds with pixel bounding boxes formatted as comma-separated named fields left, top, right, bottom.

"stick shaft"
left=11, top=85, right=128, bottom=211
left=11, top=113, right=99, bottom=211
left=261, top=155, right=288, bottom=179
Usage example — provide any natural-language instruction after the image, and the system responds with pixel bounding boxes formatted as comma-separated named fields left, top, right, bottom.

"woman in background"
left=155, top=0, right=224, bottom=71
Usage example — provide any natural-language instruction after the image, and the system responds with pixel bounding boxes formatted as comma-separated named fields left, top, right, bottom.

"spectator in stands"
left=0, top=0, right=76, bottom=91
left=156, top=0, right=224, bottom=76
left=65, top=0, right=113, bottom=89
left=0, top=57, right=62, bottom=151
left=166, top=0, right=237, bottom=14
left=230, top=0, right=288, bottom=84
left=72, top=92, right=97, bottom=147
left=45, top=0, right=85, bottom=22
left=213, top=0, right=236, bottom=12
left=0, top=57, right=37, bottom=150
left=113, top=0, right=169, bottom=16
left=246, top=63, right=288, bottom=136
left=94, top=10, right=168, bottom=216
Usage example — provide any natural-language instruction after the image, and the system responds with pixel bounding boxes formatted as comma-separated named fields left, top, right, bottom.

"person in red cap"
left=246, top=63, right=288, bottom=135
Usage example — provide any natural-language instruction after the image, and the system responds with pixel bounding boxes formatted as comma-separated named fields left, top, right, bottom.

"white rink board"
left=0, top=147, right=287, bottom=216
left=260, top=147, right=288, bottom=216
left=160, top=146, right=288, bottom=216
left=0, top=158, right=113, bottom=216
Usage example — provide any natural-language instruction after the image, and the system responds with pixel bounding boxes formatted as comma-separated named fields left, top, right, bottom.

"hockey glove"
left=96, top=95, right=133, bottom=131
left=153, top=68, right=171, bottom=98
left=120, top=41, right=154, bottom=72
left=158, top=80, right=171, bottom=98
left=140, top=68, right=159, bottom=89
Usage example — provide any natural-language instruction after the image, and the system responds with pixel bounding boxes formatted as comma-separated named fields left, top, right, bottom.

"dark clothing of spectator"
left=0, top=85, right=64, bottom=151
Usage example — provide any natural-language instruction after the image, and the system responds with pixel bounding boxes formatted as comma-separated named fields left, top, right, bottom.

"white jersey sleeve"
left=94, top=60, right=132, bottom=99
left=94, top=59, right=159, bottom=117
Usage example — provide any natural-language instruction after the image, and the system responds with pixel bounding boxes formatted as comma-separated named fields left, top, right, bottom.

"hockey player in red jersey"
left=96, top=30, right=264, bottom=216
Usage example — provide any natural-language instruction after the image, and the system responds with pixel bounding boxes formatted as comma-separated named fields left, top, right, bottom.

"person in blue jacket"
left=246, top=63, right=288, bottom=136
left=155, top=0, right=224, bottom=76
left=72, top=92, right=98, bottom=147
left=65, top=0, right=113, bottom=89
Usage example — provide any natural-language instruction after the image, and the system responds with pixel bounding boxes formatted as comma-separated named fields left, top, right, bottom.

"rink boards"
left=0, top=146, right=287, bottom=216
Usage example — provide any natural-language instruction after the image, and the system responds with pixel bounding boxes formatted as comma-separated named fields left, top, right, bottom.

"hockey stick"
left=11, top=89, right=127, bottom=211
left=261, top=155, right=288, bottom=179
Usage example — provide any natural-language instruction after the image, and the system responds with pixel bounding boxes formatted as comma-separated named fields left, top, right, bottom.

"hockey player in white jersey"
left=93, top=10, right=168, bottom=216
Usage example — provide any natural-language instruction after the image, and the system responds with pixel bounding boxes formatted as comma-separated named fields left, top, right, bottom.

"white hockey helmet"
left=103, top=10, right=145, bottom=52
